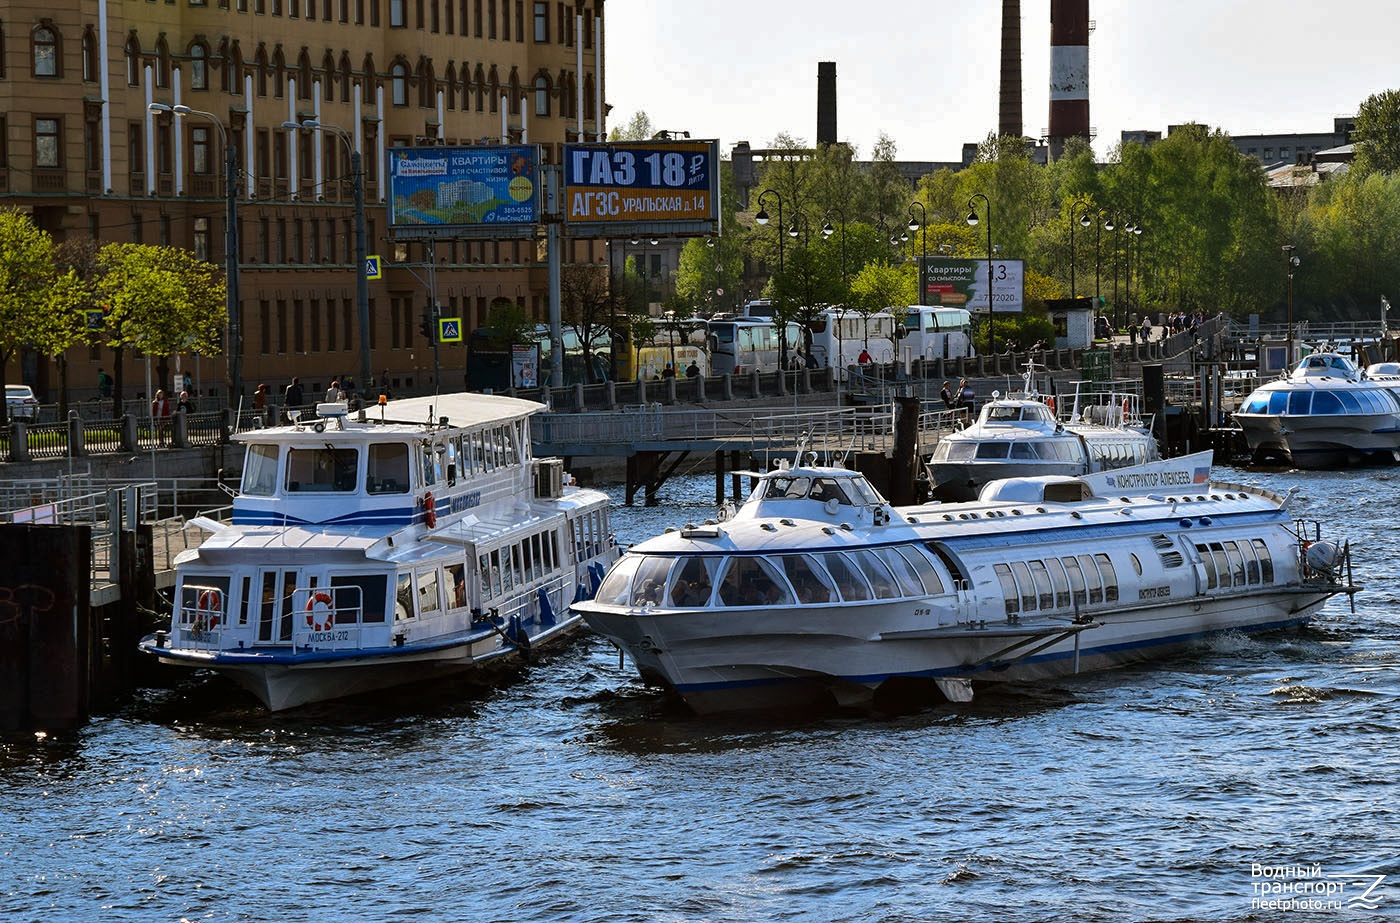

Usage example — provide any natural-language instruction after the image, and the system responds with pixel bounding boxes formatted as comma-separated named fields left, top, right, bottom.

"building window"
left=533, top=75, right=549, bottom=116
left=190, top=44, right=209, bottom=89
left=533, top=1, right=547, bottom=41
left=194, top=217, right=210, bottom=261
left=192, top=126, right=211, bottom=174
left=514, top=0, right=523, bottom=40
left=33, top=25, right=60, bottom=77
left=35, top=117, right=61, bottom=167
left=131, top=212, right=144, bottom=244
left=128, top=121, right=145, bottom=173
left=159, top=215, right=172, bottom=246
left=389, top=0, right=405, bottom=26
left=84, top=119, right=101, bottom=170
left=156, top=119, right=173, bottom=173
left=82, top=28, right=99, bottom=81
left=391, top=62, right=408, bottom=106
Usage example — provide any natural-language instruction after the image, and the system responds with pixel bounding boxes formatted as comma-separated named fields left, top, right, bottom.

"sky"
left=602, top=1, right=1389, bottom=162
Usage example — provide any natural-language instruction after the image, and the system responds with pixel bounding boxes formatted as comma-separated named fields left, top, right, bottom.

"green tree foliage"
left=609, top=111, right=653, bottom=142
left=848, top=261, right=913, bottom=318
left=0, top=209, right=64, bottom=423
left=560, top=262, right=617, bottom=384
left=1352, top=89, right=1400, bottom=177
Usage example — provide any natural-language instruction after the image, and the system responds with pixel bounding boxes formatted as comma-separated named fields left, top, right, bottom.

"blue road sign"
left=365, top=255, right=382, bottom=279
left=438, top=317, right=462, bottom=342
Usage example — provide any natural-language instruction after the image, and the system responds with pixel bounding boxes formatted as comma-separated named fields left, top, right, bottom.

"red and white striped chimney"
left=1048, top=0, right=1090, bottom=157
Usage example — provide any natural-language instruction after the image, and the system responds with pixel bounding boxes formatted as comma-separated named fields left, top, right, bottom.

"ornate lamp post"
left=286, top=119, right=370, bottom=397
left=1283, top=244, right=1300, bottom=364
left=151, top=101, right=241, bottom=403
left=966, top=193, right=995, bottom=354
left=754, top=189, right=784, bottom=276
left=908, top=201, right=927, bottom=305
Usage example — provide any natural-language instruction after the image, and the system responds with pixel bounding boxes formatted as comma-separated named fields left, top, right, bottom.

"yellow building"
left=0, top=0, right=608, bottom=401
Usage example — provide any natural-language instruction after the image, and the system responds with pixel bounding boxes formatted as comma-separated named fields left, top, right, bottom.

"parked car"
left=6, top=384, right=40, bottom=422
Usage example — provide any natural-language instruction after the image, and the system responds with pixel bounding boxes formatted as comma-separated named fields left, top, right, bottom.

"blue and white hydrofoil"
left=140, top=395, right=616, bottom=711
left=575, top=452, right=1357, bottom=715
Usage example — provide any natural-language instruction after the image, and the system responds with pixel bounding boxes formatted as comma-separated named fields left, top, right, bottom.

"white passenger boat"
left=575, top=452, right=1356, bottom=715
left=926, top=369, right=1160, bottom=500
left=1234, top=352, right=1400, bottom=467
left=140, top=394, right=617, bottom=711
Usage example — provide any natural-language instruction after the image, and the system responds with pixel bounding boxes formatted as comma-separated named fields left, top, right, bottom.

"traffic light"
left=419, top=313, right=434, bottom=341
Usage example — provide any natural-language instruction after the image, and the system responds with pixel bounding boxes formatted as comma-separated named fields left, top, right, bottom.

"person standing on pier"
left=284, top=377, right=304, bottom=413
left=940, top=381, right=955, bottom=409
left=151, top=389, right=172, bottom=444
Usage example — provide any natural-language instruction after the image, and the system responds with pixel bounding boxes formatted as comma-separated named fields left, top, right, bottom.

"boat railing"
left=293, top=585, right=366, bottom=651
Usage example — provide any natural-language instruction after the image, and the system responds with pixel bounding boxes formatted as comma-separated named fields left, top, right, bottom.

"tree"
left=848, top=261, right=912, bottom=349
left=560, top=262, right=618, bottom=383
left=96, top=243, right=226, bottom=414
left=51, top=237, right=104, bottom=417
left=0, top=209, right=62, bottom=425
left=609, top=111, right=653, bottom=142
left=1352, top=89, right=1400, bottom=177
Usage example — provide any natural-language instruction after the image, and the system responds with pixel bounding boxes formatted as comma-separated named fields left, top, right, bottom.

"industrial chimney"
left=1048, top=0, right=1090, bottom=158
left=998, top=0, right=1023, bottom=140
left=817, top=62, right=837, bottom=146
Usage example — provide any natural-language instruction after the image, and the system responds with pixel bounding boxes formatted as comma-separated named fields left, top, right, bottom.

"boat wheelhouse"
left=1234, top=352, right=1400, bottom=467
left=575, top=455, right=1356, bottom=716
left=140, top=394, right=617, bottom=711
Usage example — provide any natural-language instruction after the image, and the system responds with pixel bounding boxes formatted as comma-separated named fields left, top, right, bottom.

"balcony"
left=34, top=171, right=68, bottom=193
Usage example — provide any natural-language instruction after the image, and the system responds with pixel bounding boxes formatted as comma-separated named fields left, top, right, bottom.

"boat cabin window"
left=670, top=557, right=718, bottom=606
left=420, top=442, right=439, bottom=486
left=892, top=545, right=946, bottom=595
left=871, top=547, right=927, bottom=597
left=779, top=554, right=834, bottom=604
left=809, top=478, right=851, bottom=505
left=820, top=552, right=872, bottom=602
left=417, top=569, right=441, bottom=614
left=717, top=557, right=790, bottom=607
left=367, top=443, right=411, bottom=494
left=395, top=573, right=415, bottom=620
left=764, top=476, right=812, bottom=500
left=286, top=446, right=359, bottom=492
left=974, top=442, right=1011, bottom=460
left=1311, top=391, right=1343, bottom=415
left=988, top=405, right=1023, bottom=422
left=243, top=444, right=280, bottom=495
left=629, top=555, right=675, bottom=607
left=1287, top=392, right=1311, bottom=415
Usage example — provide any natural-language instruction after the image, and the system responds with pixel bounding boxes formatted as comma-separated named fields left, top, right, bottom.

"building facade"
left=0, top=0, right=607, bottom=402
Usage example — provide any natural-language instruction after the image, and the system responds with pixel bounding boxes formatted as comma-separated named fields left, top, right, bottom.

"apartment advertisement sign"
left=388, top=145, right=540, bottom=229
left=920, top=257, right=1025, bottom=313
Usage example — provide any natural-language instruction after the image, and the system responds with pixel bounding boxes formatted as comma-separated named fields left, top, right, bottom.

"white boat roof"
left=385, top=392, right=545, bottom=428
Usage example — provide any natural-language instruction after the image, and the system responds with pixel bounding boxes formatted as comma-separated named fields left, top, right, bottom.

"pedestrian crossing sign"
left=438, top=317, right=463, bottom=342
left=365, top=255, right=383, bottom=279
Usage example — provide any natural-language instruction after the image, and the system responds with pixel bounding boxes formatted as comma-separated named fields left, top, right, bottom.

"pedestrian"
left=661, top=362, right=676, bottom=379
left=96, top=367, right=112, bottom=399
left=181, top=371, right=193, bottom=395
left=177, top=390, right=194, bottom=413
left=326, top=380, right=341, bottom=402
left=858, top=348, right=872, bottom=365
left=685, top=360, right=700, bottom=378
left=151, top=389, right=171, bottom=444
left=940, top=381, right=955, bottom=409
left=284, top=377, right=304, bottom=409
left=1141, top=317, right=1152, bottom=343
left=253, top=383, right=268, bottom=410
left=958, top=378, right=975, bottom=412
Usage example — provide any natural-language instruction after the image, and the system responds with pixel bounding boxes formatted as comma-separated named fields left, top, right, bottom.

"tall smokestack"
left=817, top=61, right=837, bottom=146
left=1048, top=0, right=1090, bottom=158
left=998, top=0, right=1023, bottom=140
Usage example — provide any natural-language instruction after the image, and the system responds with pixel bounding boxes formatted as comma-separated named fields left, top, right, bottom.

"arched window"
left=473, top=64, right=485, bottom=112
left=339, top=53, right=353, bottom=102
left=155, top=36, right=171, bottom=88
left=126, top=35, right=142, bottom=87
left=298, top=48, right=312, bottom=100
left=254, top=46, right=269, bottom=97
left=507, top=67, right=521, bottom=116
left=390, top=61, right=408, bottom=106
left=444, top=62, right=456, bottom=110
left=190, top=43, right=209, bottom=90
left=272, top=46, right=286, bottom=98
left=227, top=41, right=244, bottom=93
left=82, top=27, right=99, bottom=82
left=533, top=73, right=550, bottom=117
left=361, top=53, right=377, bottom=93
left=415, top=57, right=433, bottom=108
left=321, top=51, right=335, bottom=100
left=487, top=65, right=499, bottom=114
left=583, top=72, right=595, bottom=120
left=33, top=24, right=59, bottom=77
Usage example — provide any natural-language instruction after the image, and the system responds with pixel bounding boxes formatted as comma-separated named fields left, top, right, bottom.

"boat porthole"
left=1179, top=518, right=1193, bottom=528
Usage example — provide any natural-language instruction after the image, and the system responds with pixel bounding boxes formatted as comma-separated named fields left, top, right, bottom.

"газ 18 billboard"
left=920, top=257, right=1025, bottom=313
left=388, top=145, right=540, bottom=235
left=562, top=140, right=719, bottom=237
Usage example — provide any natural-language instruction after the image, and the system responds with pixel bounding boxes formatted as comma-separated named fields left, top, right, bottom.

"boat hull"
left=141, top=615, right=582, bottom=711
left=580, top=592, right=1332, bottom=716
left=1234, top=413, right=1400, bottom=467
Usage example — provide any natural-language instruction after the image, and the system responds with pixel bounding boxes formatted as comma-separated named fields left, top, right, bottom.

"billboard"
left=920, top=257, right=1025, bottom=314
left=388, top=145, right=540, bottom=235
left=562, top=140, right=720, bottom=236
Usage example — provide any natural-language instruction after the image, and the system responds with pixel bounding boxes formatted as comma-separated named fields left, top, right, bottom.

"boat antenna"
left=793, top=430, right=812, bottom=467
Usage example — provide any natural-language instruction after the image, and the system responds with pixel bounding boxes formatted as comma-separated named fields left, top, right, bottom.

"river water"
left=3, top=466, right=1398, bottom=922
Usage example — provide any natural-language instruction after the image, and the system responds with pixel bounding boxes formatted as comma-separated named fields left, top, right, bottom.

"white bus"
left=707, top=316, right=804, bottom=375
left=899, top=306, right=976, bottom=361
left=806, top=308, right=898, bottom=379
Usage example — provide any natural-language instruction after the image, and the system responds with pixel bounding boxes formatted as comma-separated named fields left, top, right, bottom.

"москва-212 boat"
left=139, top=394, right=617, bottom=711
left=575, top=452, right=1357, bottom=715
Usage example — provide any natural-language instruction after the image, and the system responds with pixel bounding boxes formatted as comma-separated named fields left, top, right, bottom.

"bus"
left=466, top=325, right=612, bottom=392
left=627, top=317, right=709, bottom=380
left=707, top=316, right=804, bottom=375
left=898, top=306, right=976, bottom=361
left=806, top=308, right=899, bottom=379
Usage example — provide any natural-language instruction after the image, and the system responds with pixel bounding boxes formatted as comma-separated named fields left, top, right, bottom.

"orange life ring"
left=305, top=591, right=335, bottom=631
left=1046, top=396, right=1056, bottom=414
left=194, top=590, right=221, bottom=631
left=1121, top=397, right=1130, bottom=416
left=422, top=491, right=437, bottom=528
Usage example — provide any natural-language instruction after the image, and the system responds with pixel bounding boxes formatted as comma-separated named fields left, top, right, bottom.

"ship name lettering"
left=1138, top=585, right=1171, bottom=600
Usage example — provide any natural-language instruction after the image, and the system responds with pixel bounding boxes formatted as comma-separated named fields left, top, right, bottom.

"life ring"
left=1121, top=397, right=1130, bottom=417
left=194, top=590, right=221, bottom=631
left=305, top=591, right=335, bottom=631
left=422, top=491, right=437, bottom=528
left=1046, top=396, right=1056, bottom=414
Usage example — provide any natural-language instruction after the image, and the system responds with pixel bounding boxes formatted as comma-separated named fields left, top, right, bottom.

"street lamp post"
left=1283, top=245, right=1300, bottom=364
left=754, top=189, right=784, bottom=276
left=150, top=102, right=241, bottom=404
left=966, top=194, right=995, bottom=355
left=908, top=201, right=927, bottom=305
left=1382, top=295, right=1392, bottom=359
left=286, top=119, right=370, bottom=398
